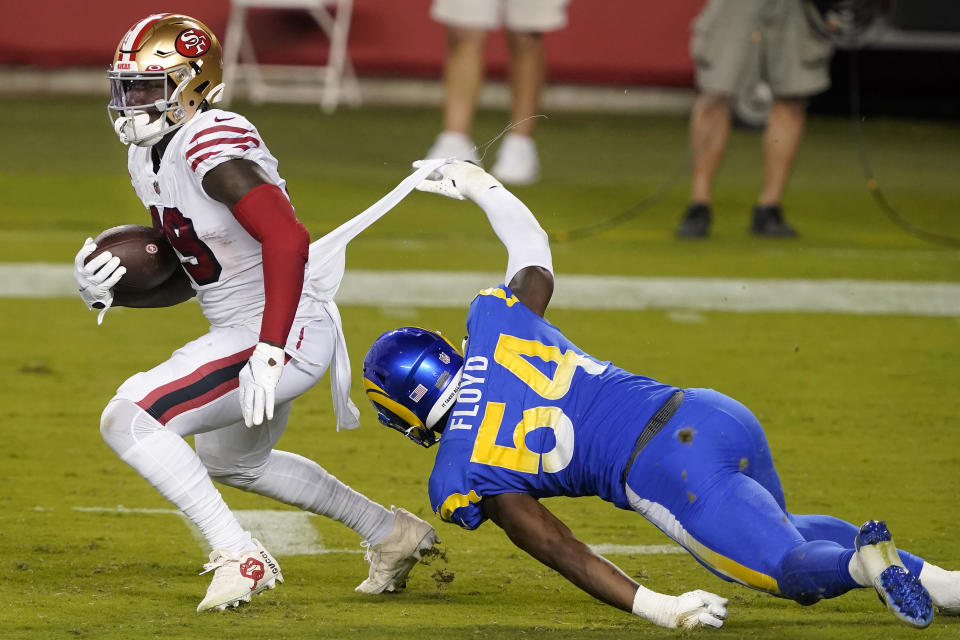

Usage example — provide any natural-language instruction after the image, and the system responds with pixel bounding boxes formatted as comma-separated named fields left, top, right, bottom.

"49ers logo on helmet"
left=175, top=28, right=210, bottom=57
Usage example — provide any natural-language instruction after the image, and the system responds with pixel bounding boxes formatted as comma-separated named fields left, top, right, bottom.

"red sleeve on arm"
left=232, top=183, right=310, bottom=345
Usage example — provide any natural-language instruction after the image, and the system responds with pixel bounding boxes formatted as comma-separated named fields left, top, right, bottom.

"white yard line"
left=6, top=264, right=960, bottom=316
left=74, top=506, right=360, bottom=555
left=73, top=506, right=684, bottom=556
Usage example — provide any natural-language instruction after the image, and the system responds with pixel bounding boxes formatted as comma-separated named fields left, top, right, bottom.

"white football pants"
left=99, top=317, right=394, bottom=554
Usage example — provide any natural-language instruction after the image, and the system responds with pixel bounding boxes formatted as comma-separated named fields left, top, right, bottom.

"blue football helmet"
left=363, top=327, right=464, bottom=447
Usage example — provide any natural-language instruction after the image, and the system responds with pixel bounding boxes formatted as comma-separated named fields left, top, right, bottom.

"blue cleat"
left=855, top=520, right=934, bottom=628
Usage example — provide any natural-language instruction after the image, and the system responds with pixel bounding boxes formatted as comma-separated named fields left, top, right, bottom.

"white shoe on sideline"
left=425, top=131, right=480, bottom=163
left=196, top=539, right=283, bottom=612
left=355, top=507, right=439, bottom=594
left=491, top=133, right=539, bottom=185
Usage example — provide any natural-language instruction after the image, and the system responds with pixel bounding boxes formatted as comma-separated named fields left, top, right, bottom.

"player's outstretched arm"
left=483, top=492, right=728, bottom=629
left=414, top=160, right=554, bottom=317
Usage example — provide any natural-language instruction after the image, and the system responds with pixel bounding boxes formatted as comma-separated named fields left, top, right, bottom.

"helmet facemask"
left=107, top=67, right=190, bottom=147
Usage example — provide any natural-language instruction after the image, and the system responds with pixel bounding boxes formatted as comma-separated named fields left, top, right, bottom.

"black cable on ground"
left=550, top=18, right=959, bottom=248
left=847, top=48, right=960, bottom=248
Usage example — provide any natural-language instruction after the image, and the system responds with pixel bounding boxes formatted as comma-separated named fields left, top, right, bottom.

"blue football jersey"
left=429, top=285, right=679, bottom=530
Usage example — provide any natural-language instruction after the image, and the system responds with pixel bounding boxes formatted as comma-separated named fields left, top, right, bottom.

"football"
left=86, top=224, right=179, bottom=291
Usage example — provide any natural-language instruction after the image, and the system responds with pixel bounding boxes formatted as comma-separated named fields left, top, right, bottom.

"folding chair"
left=221, top=0, right=361, bottom=113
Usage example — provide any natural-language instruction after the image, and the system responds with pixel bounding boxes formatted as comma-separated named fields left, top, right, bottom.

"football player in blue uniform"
left=361, top=160, right=959, bottom=630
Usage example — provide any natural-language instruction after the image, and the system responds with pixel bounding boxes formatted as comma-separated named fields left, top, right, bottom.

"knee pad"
left=100, top=398, right=162, bottom=457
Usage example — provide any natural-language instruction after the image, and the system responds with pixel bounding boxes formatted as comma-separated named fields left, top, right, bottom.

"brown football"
left=86, top=224, right=179, bottom=291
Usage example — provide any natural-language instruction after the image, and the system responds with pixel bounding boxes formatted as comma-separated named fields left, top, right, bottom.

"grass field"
left=0, top=95, right=958, bottom=639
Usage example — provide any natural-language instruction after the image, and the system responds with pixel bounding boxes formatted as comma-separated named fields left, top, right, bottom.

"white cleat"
left=196, top=539, right=283, bottom=612
left=425, top=131, right=480, bottom=164
left=355, top=507, right=439, bottom=594
left=854, top=520, right=932, bottom=628
left=491, top=132, right=539, bottom=185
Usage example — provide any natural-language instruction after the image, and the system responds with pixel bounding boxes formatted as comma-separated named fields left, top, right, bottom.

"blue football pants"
left=625, top=388, right=923, bottom=604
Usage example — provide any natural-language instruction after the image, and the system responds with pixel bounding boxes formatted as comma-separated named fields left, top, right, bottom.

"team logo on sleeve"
left=175, top=28, right=211, bottom=57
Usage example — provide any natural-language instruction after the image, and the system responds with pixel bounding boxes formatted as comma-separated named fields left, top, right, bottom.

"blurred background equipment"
left=220, top=0, right=361, bottom=112
left=803, top=0, right=879, bottom=46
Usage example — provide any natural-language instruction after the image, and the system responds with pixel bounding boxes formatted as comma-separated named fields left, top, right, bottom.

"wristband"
left=632, top=585, right=675, bottom=628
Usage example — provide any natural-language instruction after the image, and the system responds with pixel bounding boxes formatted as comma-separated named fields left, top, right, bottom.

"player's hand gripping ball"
left=85, top=224, right=179, bottom=292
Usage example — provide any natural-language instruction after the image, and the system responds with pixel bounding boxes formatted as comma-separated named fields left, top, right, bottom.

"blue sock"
left=778, top=541, right=859, bottom=605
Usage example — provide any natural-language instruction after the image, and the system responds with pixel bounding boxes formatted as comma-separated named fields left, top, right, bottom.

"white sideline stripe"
left=74, top=506, right=684, bottom=557
left=6, top=264, right=960, bottom=316
left=74, top=506, right=361, bottom=555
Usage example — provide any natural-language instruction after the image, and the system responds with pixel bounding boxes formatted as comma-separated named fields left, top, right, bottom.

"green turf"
left=1, top=96, right=958, bottom=638
left=1, top=96, right=958, bottom=279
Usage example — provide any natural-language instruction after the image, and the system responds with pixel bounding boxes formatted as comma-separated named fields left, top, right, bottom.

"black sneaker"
left=676, top=203, right=711, bottom=238
left=750, top=205, right=797, bottom=237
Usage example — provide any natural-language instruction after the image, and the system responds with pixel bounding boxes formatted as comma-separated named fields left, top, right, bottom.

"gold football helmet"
left=107, top=14, right=224, bottom=147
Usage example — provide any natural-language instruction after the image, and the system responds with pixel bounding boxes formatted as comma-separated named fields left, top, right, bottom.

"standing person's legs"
left=441, top=26, right=488, bottom=139
left=749, top=98, right=803, bottom=237
left=759, top=98, right=805, bottom=206
left=426, top=0, right=499, bottom=162
left=679, top=0, right=758, bottom=237
left=689, top=92, right=733, bottom=205
left=676, top=92, right=732, bottom=238
left=489, top=30, right=543, bottom=184
left=489, top=0, right=567, bottom=184
left=751, top=0, right=833, bottom=236
left=503, top=30, right=543, bottom=138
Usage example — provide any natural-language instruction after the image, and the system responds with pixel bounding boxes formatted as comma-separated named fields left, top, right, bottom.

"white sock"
left=245, top=450, right=395, bottom=544
left=120, top=429, right=254, bottom=554
left=847, top=552, right=871, bottom=587
left=919, top=563, right=960, bottom=609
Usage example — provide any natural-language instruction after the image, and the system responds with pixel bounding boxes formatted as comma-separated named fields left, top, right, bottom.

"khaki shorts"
left=691, top=0, right=834, bottom=98
left=431, top=0, right=570, bottom=32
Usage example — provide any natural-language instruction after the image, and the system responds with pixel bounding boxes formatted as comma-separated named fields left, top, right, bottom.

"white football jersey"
left=127, top=108, right=309, bottom=332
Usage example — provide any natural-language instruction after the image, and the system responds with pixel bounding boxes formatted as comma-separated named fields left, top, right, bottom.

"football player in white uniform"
left=73, top=14, right=437, bottom=612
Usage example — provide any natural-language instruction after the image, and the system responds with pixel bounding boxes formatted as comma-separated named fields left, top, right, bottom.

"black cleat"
left=750, top=205, right=797, bottom=237
left=676, top=203, right=711, bottom=238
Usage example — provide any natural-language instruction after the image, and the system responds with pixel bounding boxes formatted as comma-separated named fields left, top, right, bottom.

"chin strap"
left=114, top=107, right=182, bottom=147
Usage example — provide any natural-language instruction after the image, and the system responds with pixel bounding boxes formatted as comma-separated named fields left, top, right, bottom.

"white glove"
left=74, top=238, right=127, bottom=325
left=632, top=585, right=728, bottom=629
left=412, top=159, right=502, bottom=202
left=238, top=342, right=286, bottom=427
